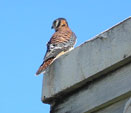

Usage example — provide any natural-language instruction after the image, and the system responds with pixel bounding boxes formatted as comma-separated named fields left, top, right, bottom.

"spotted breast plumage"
left=36, top=18, right=77, bottom=75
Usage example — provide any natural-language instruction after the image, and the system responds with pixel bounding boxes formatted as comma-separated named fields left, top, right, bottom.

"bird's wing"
left=44, top=31, right=76, bottom=61
left=36, top=31, right=76, bottom=75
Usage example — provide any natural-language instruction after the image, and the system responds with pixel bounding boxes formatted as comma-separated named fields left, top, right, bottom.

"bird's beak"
left=51, top=26, right=53, bottom=29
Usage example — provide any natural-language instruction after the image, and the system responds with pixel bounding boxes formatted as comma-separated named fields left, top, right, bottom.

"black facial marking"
left=57, top=20, right=61, bottom=28
left=53, top=20, right=60, bottom=28
left=53, top=20, right=57, bottom=26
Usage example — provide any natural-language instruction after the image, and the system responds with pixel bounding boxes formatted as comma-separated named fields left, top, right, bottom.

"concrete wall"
left=42, top=17, right=131, bottom=113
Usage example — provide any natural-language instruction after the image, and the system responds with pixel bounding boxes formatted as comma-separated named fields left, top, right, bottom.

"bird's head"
left=51, top=18, right=68, bottom=31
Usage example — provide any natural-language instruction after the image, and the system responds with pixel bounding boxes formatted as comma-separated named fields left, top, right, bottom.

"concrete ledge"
left=50, top=63, right=131, bottom=113
left=96, top=98, right=129, bottom=113
left=42, top=17, right=131, bottom=103
left=123, top=98, right=131, bottom=113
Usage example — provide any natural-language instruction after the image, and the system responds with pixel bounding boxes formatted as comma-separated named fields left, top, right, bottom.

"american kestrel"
left=36, top=18, right=77, bottom=75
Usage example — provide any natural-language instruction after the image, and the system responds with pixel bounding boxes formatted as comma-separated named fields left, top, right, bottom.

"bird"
left=36, top=18, right=77, bottom=75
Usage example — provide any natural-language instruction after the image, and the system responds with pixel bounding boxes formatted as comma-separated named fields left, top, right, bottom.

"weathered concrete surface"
left=50, top=62, right=131, bottom=113
left=42, top=17, right=131, bottom=103
left=96, top=98, right=129, bottom=113
left=123, top=98, right=131, bottom=113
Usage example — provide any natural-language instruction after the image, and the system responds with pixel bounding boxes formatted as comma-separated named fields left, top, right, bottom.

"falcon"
left=36, top=18, right=77, bottom=75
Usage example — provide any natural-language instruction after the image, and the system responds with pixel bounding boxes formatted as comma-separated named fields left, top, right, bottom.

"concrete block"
left=50, top=63, right=131, bottom=113
left=96, top=98, right=129, bottom=113
left=123, top=98, right=131, bottom=113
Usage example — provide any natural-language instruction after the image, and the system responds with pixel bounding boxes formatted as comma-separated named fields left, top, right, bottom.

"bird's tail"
left=36, top=58, right=54, bottom=76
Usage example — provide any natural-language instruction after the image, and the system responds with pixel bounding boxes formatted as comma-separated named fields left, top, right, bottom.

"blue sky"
left=0, top=0, right=130, bottom=113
